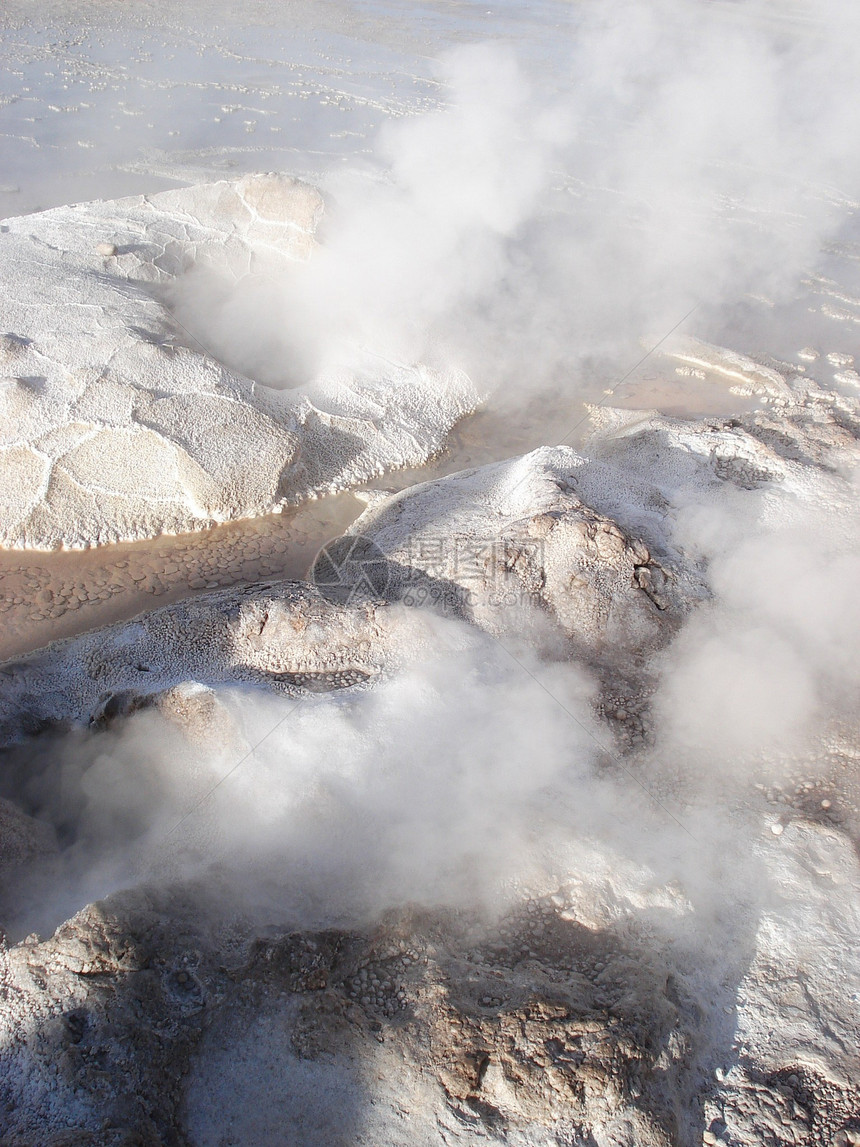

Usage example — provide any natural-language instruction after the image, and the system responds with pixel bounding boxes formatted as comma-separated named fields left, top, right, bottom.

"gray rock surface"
left=0, top=435, right=705, bottom=748
left=0, top=796, right=57, bottom=871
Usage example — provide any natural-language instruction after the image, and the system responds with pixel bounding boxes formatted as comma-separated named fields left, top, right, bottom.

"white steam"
left=5, top=619, right=635, bottom=932
left=655, top=472, right=860, bottom=779
left=168, top=0, right=860, bottom=398
left=5, top=0, right=860, bottom=950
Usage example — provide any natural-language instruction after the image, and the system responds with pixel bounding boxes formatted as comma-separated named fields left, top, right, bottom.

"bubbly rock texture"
left=581, top=377, right=860, bottom=517
left=0, top=174, right=476, bottom=549
left=0, top=581, right=431, bottom=746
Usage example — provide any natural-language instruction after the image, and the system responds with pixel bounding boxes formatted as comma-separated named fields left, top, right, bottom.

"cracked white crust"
left=0, top=174, right=477, bottom=549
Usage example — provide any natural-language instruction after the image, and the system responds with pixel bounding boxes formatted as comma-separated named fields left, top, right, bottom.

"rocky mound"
left=346, top=445, right=706, bottom=665
left=0, top=581, right=427, bottom=746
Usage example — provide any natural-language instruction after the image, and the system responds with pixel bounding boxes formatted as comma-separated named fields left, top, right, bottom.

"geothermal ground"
left=2, top=2, right=860, bottom=1146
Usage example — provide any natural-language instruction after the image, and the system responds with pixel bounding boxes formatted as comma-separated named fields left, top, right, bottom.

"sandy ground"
left=0, top=493, right=364, bottom=662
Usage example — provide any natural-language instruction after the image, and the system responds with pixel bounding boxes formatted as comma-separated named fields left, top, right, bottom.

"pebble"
left=821, top=799, right=831, bottom=810
left=770, top=823, right=784, bottom=836
left=95, top=242, right=117, bottom=257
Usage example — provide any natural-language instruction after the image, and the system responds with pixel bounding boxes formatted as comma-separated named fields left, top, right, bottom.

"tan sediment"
left=0, top=492, right=363, bottom=662
left=614, top=371, right=764, bottom=418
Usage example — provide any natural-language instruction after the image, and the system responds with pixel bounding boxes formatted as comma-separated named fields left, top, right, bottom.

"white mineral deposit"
left=1, top=2, right=859, bottom=1145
